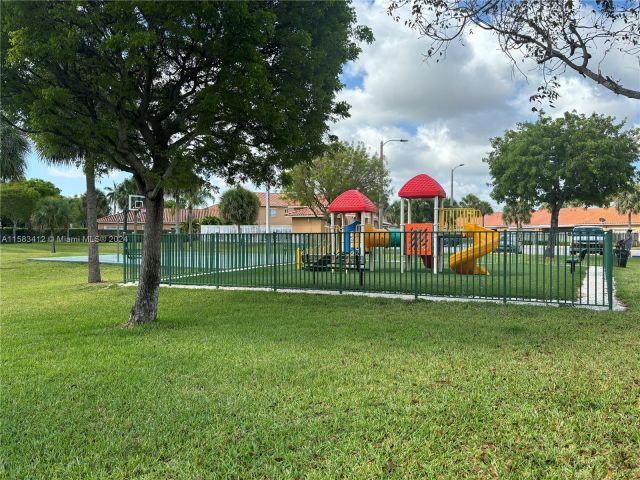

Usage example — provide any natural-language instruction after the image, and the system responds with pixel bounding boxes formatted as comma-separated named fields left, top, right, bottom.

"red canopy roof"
left=398, top=174, right=446, bottom=199
left=328, top=189, right=378, bottom=214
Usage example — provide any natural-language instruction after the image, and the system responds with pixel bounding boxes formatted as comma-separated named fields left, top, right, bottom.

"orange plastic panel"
left=405, top=223, right=433, bottom=256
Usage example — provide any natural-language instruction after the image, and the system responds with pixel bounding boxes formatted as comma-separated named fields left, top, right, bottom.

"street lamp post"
left=450, top=163, right=465, bottom=205
left=379, top=138, right=408, bottom=226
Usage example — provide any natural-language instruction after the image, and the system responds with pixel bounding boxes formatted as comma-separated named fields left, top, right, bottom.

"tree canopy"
left=286, top=140, right=391, bottom=215
left=14, top=178, right=60, bottom=199
left=1, top=1, right=371, bottom=324
left=486, top=111, right=639, bottom=255
left=0, top=182, right=39, bottom=236
left=388, top=0, right=640, bottom=103
left=219, top=187, right=261, bottom=232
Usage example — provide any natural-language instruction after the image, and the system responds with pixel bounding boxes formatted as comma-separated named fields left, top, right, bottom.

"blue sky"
left=24, top=149, right=129, bottom=197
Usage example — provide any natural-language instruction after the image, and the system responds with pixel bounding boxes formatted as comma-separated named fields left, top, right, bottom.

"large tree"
left=2, top=1, right=371, bottom=325
left=388, top=0, right=640, bottom=103
left=0, top=183, right=39, bottom=239
left=486, top=112, right=638, bottom=257
left=286, top=140, right=391, bottom=216
left=219, top=187, right=260, bottom=233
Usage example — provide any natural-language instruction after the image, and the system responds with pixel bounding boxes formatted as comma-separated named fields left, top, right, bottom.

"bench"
left=566, top=249, right=587, bottom=274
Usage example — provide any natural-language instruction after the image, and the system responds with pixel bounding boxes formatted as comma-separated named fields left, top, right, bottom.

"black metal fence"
left=124, top=230, right=614, bottom=308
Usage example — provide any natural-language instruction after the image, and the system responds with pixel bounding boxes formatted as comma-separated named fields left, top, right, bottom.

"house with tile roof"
left=285, top=205, right=329, bottom=233
left=483, top=206, right=639, bottom=245
left=97, top=192, right=305, bottom=231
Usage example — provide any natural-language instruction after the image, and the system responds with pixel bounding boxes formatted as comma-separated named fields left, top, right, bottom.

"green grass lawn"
left=1, top=243, right=639, bottom=479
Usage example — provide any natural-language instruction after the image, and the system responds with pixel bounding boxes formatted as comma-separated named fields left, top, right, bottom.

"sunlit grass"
left=1, top=243, right=638, bottom=479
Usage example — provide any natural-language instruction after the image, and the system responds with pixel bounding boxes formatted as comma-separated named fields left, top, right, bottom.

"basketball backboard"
left=128, top=195, right=145, bottom=210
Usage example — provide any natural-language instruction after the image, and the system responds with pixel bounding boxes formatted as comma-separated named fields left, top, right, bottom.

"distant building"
left=483, top=207, right=640, bottom=231
left=483, top=206, right=639, bottom=245
left=97, top=206, right=222, bottom=232
left=253, top=192, right=300, bottom=226
left=97, top=192, right=308, bottom=231
left=286, top=206, right=327, bottom=233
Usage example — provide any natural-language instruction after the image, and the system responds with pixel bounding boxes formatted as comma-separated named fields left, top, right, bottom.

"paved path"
left=577, top=266, right=623, bottom=310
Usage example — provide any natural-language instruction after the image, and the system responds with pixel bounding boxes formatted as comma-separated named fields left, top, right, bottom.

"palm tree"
left=36, top=144, right=106, bottom=282
left=31, top=197, right=71, bottom=253
left=502, top=201, right=532, bottom=229
left=615, top=183, right=640, bottom=228
left=0, top=121, right=29, bottom=182
left=184, top=187, right=213, bottom=235
left=105, top=181, right=123, bottom=214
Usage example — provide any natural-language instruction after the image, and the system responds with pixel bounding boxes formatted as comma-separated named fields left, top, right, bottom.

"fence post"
left=167, top=234, right=172, bottom=286
left=502, top=231, right=508, bottom=304
left=272, top=232, right=277, bottom=291
left=215, top=233, right=220, bottom=289
left=123, top=233, right=127, bottom=283
left=414, top=231, right=418, bottom=300
left=604, top=230, right=613, bottom=310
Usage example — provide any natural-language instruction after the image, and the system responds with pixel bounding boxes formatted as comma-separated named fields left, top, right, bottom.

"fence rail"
left=124, top=230, right=614, bottom=309
left=200, top=224, right=292, bottom=234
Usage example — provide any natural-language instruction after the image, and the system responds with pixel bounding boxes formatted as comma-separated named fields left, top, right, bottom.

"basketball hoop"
left=128, top=194, right=145, bottom=210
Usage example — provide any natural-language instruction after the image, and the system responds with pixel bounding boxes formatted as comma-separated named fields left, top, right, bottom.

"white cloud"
left=330, top=0, right=638, bottom=209
left=47, top=166, right=84, bottom=179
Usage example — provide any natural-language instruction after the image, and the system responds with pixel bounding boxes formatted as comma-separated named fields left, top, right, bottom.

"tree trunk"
left=188, top=204, right=193, bottom=236
left=85, top=163, right=102, bottom=283
left=12, top=220, right=17, bottom=242
left=51, top=231, right=56, bottom=253
left=629, top=211, right=632, bottom=228
left=128, top=192, right=164, bottom=326
left=544, top=204, right=561, bottom=259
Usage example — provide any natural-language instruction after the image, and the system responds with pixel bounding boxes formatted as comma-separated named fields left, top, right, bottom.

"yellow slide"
left=449, top=224, right=501, bottom=275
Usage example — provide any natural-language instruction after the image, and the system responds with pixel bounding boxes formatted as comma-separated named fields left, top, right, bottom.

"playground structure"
left=296, top=173, right=498, bottom=276
left=119, top=173, right=615, bottom=308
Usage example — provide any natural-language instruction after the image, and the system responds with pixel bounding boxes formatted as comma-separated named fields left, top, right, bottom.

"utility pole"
left=450, top=163, right=464, bottom=204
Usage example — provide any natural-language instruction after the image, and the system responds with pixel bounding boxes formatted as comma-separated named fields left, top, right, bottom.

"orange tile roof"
left=98, top=192, right=316, bottom=225
left=484, top=207, right=640, bottom=229
left=254, top=192, right=300, bottom=208
left=286, top=206, right=325, bottom=218
left=98, top=205, right=223, bottom=225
